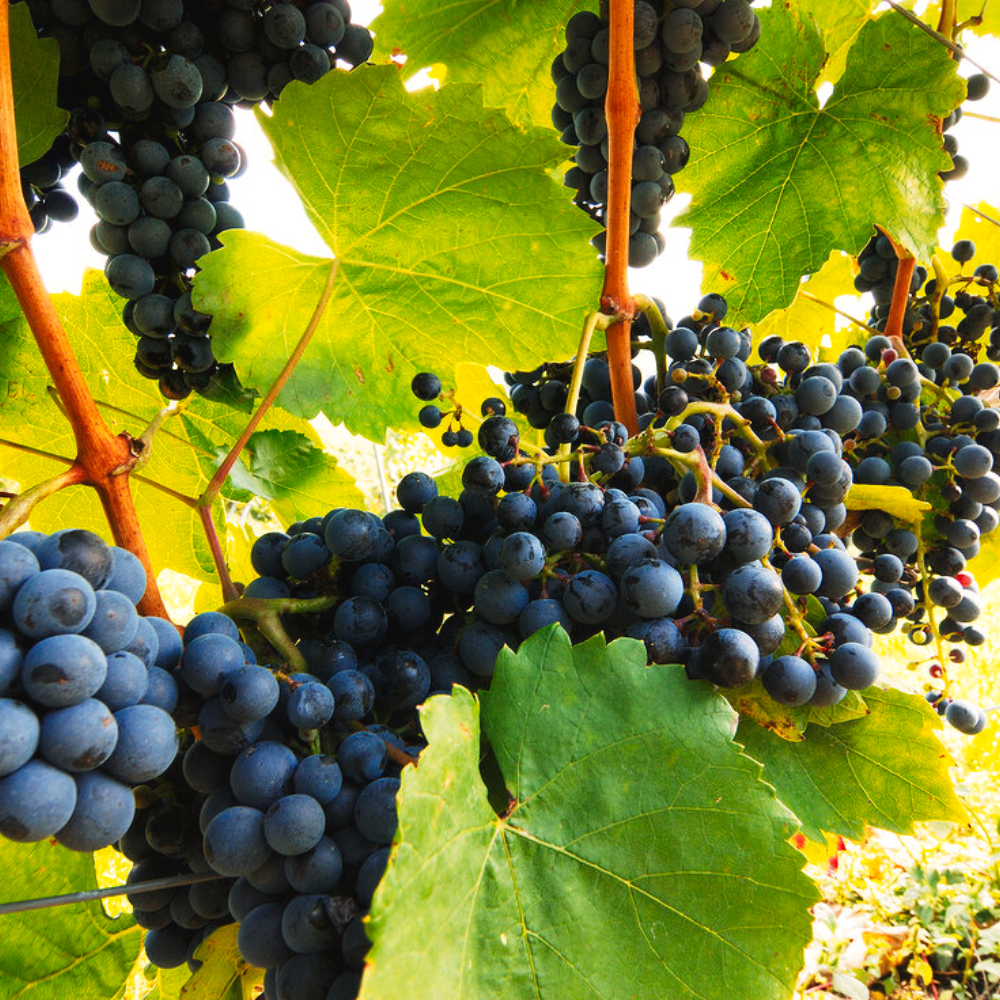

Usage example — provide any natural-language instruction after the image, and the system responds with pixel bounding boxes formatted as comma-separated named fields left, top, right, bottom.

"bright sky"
left=31, top=6, right=1000, bottom=331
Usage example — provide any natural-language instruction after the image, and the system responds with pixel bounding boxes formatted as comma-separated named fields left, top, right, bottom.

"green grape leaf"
left=725, top=680, right=869, bottom=743
left=193, top=65, right=603, bottom=444
left=360, top=628, right=817, bottom=1000
left=181, top=925, right=255, bottom=1000
left=0, top=840, right=140, bottom=1000
left=371, top=0, right=583, bottom=128
left=753, top=252, right=864, bottom=361
left=677, top=7, right=964, bottom=323
left=736, top=687, right=966, bottom=843
left=845, top=484, right=932, bottom=522
left=0, top=271, right=359, bottom=584
left=10, top=2, right=67, bottom=166
left=798, top=0, right=877, bottom=85
left=225, top=427, right=361, bottom=525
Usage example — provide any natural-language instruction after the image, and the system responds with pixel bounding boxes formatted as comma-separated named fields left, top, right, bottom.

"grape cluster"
left=553, top=0, right=761, bottom=267
left=417, top=274, right=1000, bottom=733
left=110, top=605, right=411, bottom=999
left=409, top=371, right=476, bottom=448
left=0, top=529, right=181, bottom=851
left=19, top=0, right=373, bottom=400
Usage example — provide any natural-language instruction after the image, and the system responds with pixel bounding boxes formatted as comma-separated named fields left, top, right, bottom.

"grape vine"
left=0, top=2, right=997, bottom=1000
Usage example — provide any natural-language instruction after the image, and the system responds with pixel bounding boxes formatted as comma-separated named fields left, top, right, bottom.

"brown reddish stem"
left=0, top=6, right=168, bottom=618
left=877, top=228, right=916, bottom=345
left=199, top=505, right=237, bottom=603
left=195, top=258, right=339, bottom=601
left=602, top=0, right=639, bottom=434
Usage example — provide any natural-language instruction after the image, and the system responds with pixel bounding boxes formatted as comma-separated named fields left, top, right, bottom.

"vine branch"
left=0, top=4, right=168, bottom=617
left=602, top=0, right=639, bottom=434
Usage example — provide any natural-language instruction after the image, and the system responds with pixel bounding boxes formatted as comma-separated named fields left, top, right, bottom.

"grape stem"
left=648, top=445, right=752, bottom=510
left=0, top=465, right=87, bottom=535
left=914, top=523, right=949, bottom=692
left=928, top=256, right=949, bottom=342
left=195, top=258, right=340, bottom=601
left=217, top=594, right=339, bottom=673
left=131, top=400, right=187, bottom=472
left=664, top=399, right=770, bottom=465
left=634, top=294, right=669, bottom=396
left=602, top=0, right=640, bottom=434
left=0, top=4, right=172, bottom=617
left=563, top=311, right=621, bottom=421
left=756, top=555, right=820, bottom=666
left=878, top=227, right=916, bottom=344
left=557, top=309, right=623, bottom=482
left=936, top=0, right=958, bottom=38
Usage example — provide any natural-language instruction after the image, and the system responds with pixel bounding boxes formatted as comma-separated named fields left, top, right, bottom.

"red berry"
left=956, top=571, right=974, bottom=587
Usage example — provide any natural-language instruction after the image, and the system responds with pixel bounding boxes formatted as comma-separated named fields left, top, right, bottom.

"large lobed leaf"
left=193, top=65, right=603, bottom=444
left=9, top=2, right=67, bottom=166
left=371, top=0, right=583, bottom=128
left=360, top=628, right=817, bottom=1000
left=0, top=271, right=361, bottom=583
left=0, top=840, right=140, bottom=1000
left=677, top=6, right=964, bottom=323
left=737, top=688, right=966, bottom=844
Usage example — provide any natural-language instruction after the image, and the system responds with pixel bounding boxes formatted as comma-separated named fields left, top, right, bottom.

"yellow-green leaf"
left=194, top=65, right=602, bottom=444
left=754, top=252, right=864, bottom=361
left=677, top=7, right=964, bottom=323
left=845, top=484, right=933, bottom=522
left=951, top=202, right=1000, bottom=269
left=0, top=271, right=359, bottom=586
left=372, top=0, right=584, bottom=128
left=180, top=925, right=255, bottom=1000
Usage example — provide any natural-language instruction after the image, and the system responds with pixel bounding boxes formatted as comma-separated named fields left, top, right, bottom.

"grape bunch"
left=418, top=276, right=998, bottom=732
left=553, top=0, right=761, bottom=267
left=115, top=588, right=429, bottom=996
left=0, top=529, right=181, bottom=851
left=107, top=604, right=413, bottom=999
left=18, top=0, right=374, bottom=400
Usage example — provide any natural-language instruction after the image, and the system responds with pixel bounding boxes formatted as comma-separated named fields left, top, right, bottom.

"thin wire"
left=0, top=871, right=225, bottom=916
left=883, top=0, right=1000, bottom=85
